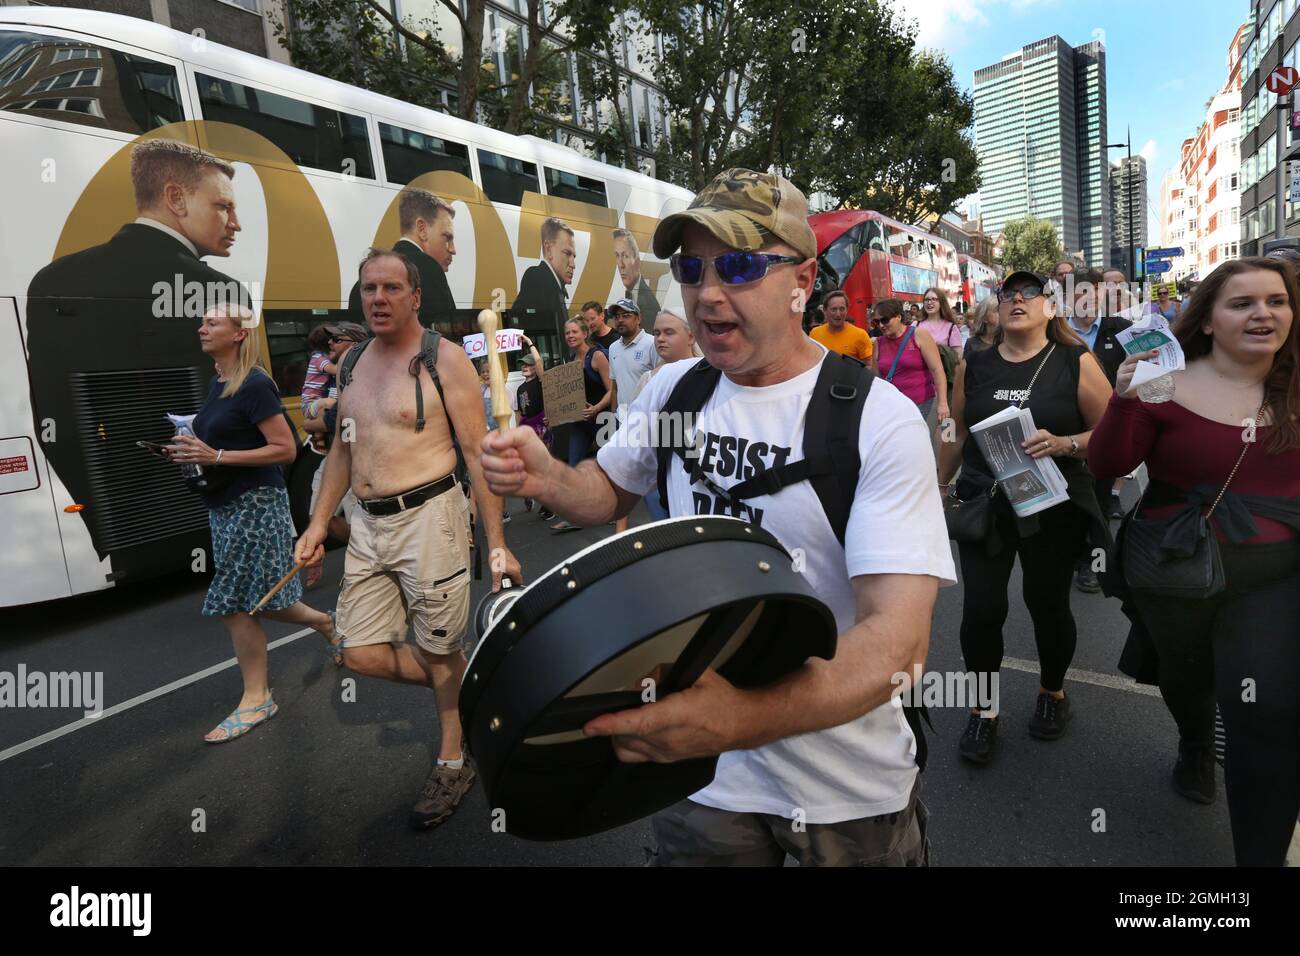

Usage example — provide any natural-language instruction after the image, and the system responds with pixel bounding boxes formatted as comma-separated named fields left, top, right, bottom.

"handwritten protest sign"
left=462, top=328, right=523, bottom=360
left=541, top=362, right=586, bottom=426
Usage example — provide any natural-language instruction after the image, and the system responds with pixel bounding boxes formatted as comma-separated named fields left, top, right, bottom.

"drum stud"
left=490, top=717, right=502, bottom=731
left=508, top=621, right=516, bottom=631
left=744, top=527, right=752, bottom=534
left=567, top=580, right=577, bottom=590
left=633, top=541, right=643, bottom=550
left=694, top=526, right=704, bottom=534
left=560, top=567, right=570, bottom=576
left=471, top=673, right=478, bottom=682
left=757, top=561, right=771, bottom=573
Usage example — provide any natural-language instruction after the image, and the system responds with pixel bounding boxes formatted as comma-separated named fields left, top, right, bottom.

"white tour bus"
left=0, top=7, right=693, bottom=608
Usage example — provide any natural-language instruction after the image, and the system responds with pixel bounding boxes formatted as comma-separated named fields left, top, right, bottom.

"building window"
left=196, top=74, right=374, bottom=178
left=477, top=148, right=539, bottom=205
left=26, top=68, right=100, bottom=94
left=378, top=123, right=471, bottom=186
left=0, top=31, right=181, bottom=134
left=51, top=47, right=101, bottom=63
left=16, top=96, right=103, bottom=117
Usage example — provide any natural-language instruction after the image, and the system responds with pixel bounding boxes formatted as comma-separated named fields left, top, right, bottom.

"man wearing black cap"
left=481, top=168, right=955, bottom=866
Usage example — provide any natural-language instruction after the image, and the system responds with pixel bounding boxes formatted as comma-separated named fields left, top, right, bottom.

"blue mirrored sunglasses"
left=670, top=252, right=802, bottom=286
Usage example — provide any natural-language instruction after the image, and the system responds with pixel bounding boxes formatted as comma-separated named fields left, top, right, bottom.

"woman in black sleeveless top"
left=937, top=270, right=1113, bottom=764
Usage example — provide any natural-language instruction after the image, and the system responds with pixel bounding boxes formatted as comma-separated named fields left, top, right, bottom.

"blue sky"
left=894, top=0, right=1252, bottom=241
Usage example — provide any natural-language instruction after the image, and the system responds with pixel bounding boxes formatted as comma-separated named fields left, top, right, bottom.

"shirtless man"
left=296, top=248, right=521, bottom=831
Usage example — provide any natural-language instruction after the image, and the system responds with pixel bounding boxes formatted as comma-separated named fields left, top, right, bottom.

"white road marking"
left=1001, top=656, right=1162, bottom=698
left=0, top=627, right=315, bottom=764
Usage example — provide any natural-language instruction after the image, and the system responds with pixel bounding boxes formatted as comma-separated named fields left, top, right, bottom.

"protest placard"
left=462, top=328, right=523, bottom=360
left=541, top=361, right=586, bottom=426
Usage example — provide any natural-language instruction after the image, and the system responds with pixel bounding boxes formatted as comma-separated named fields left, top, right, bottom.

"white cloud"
left=1138, top=139, right=1159, bottom=164
left=894, top=0, right=1057, bottom=54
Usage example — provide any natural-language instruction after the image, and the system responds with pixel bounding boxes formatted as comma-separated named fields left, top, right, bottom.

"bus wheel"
left=288, top=447, right=323, bottom=535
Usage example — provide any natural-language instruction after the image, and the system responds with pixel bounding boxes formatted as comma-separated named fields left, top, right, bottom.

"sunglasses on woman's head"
left=669, top=252, right=802, bottom=286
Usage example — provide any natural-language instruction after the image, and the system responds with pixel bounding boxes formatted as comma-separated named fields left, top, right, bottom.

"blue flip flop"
left=204, top=692, right=278, bottom=744
left=328, top=610, right=343, bottom=666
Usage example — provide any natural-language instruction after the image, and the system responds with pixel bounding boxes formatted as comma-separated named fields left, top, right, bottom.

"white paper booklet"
left=969, top=406, right=1072, bottom=518
left=1115, top=316, right=1185, bottom=389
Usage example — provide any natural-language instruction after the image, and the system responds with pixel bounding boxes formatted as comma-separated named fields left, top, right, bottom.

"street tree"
left=1000, top=218, right=1065, bottom=275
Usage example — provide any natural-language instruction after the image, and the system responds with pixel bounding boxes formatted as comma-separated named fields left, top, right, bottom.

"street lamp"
left=1107, top=129, right=1135, bottom=281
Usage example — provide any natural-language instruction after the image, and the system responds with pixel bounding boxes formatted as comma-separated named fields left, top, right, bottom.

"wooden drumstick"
left=478, top=308, right=512, bottom=432
left=251, top=558, right=308, bottom=615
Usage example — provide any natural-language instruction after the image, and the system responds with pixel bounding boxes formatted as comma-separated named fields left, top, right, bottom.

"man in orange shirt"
left=809, top=289, right=873, bottom=361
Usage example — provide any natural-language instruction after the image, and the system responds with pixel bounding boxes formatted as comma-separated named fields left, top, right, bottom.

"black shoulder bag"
left=1121, top=402, right=1265, bottom=600
left=945, top=343, right=1056, bottom=543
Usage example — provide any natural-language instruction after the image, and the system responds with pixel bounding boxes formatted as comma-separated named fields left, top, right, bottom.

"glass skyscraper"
left=974, top=35, right=1111, bottom=268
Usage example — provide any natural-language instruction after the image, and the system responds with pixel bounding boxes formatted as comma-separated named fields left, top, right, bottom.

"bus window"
left=821, top=229, right=861, bottom=285
left=477, top=149, right=539, bottom=205
left=0, top=30, right=183, bottom=134
left=544, top=167, right=607, bottom=207
left=263, top=310, right=331, bottom=399
left=195, top=73, right=375, bottom=179
left=378, top=122, right=472, bottom=186
left=863, top=219, right=887, bottom=253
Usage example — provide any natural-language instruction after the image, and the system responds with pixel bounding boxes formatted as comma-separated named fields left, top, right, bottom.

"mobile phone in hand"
left=137, top=440, right=171, bottom=460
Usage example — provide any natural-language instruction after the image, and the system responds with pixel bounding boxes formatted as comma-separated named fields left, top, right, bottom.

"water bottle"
left=176, top=421, right=203, bottom=480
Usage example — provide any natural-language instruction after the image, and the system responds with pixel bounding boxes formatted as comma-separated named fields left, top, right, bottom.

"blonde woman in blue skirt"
left=168, top=304, right=338, bottom=743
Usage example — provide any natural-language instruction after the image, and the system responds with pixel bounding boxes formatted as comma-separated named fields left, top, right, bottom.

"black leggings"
left=1132, top=540, right=1300, bottom=867
left=958, top=503, right=1089, bottom=693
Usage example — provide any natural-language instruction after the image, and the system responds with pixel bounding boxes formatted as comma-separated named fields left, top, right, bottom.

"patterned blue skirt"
left=202, top=485, right=303, bottom=617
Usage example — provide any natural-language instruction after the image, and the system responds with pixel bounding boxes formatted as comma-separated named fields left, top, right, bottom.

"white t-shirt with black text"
left=596, top=346, right=956, bottom=824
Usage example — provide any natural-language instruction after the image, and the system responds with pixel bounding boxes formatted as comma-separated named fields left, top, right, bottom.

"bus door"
left=1, top=298, right=74, bottom=606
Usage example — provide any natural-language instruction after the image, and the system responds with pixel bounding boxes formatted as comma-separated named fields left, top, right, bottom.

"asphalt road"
left=0, top=488, right=1253, bottom=867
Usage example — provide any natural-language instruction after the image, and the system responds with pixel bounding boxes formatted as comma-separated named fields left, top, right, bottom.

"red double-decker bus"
left=808, top=210, right=961, bottom=327
left=958, top=254, right=999, bottom=311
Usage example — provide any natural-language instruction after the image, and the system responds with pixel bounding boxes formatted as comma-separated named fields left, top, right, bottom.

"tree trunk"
left=458, top=0, right=488, bottom=122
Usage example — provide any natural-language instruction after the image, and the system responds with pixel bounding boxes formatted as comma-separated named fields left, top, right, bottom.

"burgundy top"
left=1088, top=393, right=1300, bottom=543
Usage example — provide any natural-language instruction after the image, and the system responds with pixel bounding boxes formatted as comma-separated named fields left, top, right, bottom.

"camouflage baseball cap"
left=652, top=168, right=818, bottom=261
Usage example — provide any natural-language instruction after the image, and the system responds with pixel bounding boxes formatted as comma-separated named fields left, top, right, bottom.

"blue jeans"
left=567, top=421, right=597, bottom=466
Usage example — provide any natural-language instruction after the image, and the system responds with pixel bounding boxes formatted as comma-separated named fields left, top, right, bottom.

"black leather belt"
left=358, top=474, right=456, bottom=516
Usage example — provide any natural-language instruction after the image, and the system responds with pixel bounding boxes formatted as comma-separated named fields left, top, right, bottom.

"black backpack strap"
left=902, top=698, right=932, bottom=772
left=337, top=336, right=372, bottom=392
left=411, top=329, right=447, bottom=434
left=655, top=359, right=722, bottom=509
left=802, top=352, right=873, bottom=546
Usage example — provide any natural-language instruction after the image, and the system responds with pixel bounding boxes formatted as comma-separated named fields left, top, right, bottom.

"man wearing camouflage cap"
left=480, top=168, right=954, bottom=866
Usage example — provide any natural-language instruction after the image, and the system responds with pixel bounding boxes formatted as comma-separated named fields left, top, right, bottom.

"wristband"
left=215, top=449, right=224, bottom=464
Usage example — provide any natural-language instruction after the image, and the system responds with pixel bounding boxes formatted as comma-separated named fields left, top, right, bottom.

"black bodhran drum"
left=460, top=515, right=837, bottom=841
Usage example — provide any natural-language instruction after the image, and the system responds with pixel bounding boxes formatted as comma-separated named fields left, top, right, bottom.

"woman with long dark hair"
left=937, top=271, right=1112, bottom=763
left=1089, top=257, right=1300, bottom=866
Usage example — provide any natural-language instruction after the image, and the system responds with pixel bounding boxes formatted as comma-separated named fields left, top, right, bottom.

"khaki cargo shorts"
left=336, top=483, right=471, bottom=656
